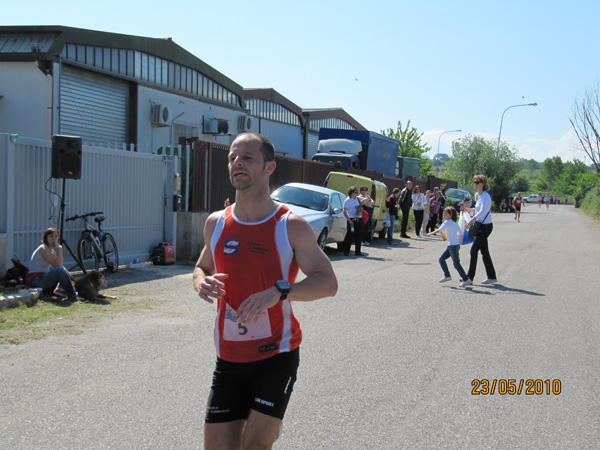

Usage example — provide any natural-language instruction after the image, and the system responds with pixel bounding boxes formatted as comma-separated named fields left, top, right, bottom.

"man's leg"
left=242, top=410, right=283, bottom=450
left=205, top=420, right=246, bottom=450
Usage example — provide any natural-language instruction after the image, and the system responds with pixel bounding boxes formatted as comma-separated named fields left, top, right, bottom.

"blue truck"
left=312, top=128, right=399, bottom=177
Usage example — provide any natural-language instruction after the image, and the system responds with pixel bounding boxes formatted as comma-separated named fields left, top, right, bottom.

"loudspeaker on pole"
left=51, top=135, right=82, bottom=179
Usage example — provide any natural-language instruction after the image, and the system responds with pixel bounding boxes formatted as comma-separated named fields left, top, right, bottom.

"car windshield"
left=272, top=186, right=329, bottom=211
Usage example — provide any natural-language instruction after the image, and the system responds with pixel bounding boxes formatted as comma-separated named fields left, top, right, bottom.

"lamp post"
left=437, top=129, right=462, bottom=154
left=496, top=103, right=537, bottom=157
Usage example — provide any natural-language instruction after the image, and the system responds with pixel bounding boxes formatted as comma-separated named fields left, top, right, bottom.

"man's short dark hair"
left=236, top=132, right=275, bottom=163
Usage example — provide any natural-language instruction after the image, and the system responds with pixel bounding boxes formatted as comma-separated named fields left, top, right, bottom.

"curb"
left=0, top=289, right=42, bottom=311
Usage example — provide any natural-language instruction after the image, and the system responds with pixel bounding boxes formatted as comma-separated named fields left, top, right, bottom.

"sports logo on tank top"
left=224, top=239, right=239, bottom=255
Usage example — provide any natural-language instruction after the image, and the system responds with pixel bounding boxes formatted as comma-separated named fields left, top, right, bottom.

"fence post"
left=0, top=134, right=16, bottom=274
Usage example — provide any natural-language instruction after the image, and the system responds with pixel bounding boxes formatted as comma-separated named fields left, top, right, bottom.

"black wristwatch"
left=274, top=280, right=291, bottom=301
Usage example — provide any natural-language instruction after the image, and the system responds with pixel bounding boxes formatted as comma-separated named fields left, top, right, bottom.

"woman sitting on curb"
left=26, top=228, right=79, bottom=300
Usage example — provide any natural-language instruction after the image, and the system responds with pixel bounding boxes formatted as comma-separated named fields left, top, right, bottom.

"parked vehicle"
left=523, top=194, right=539, bottom=203
left=444, top=188, right=473, bottom=211
left=324, top=171, right=389, bottom=239
left=312, top=128, right=399, bottom=177
left=270, top=182, right=347, bottom=250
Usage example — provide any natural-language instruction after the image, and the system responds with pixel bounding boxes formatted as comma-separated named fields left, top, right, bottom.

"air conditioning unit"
left=204, top=117, right=229, bottom=135
left=238, top=115, right=252, bottom=131
left=152, top=104, right=170, bottom=126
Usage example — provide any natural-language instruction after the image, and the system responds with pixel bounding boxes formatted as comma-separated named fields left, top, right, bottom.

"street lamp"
left=496, top=102, right=537, bottom=157
left=437, top=129, right=462, bottom=154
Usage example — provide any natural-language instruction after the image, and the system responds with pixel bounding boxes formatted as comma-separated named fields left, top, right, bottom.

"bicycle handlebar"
left=65, top=211, right=104, bottom=222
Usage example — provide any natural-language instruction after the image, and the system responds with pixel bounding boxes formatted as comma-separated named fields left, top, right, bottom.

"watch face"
left=276, top=280, right=291, bottom=291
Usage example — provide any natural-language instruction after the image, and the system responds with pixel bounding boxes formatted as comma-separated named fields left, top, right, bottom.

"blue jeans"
left=387, top=215, right=396, bottom=244
left=31, top=267, right=78, bottom=298
left=439, top=244, right=469, bottom=280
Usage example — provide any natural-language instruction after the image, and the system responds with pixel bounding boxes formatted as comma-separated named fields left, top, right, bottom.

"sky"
left=4, top=0, right=600, bottom=163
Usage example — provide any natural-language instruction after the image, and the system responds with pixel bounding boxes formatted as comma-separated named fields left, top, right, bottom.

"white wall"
left=0, top=62, right=51, bottom=139
left=136, top=85, right=256, bottom=153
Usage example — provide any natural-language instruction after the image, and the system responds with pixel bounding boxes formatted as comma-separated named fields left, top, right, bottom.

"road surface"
left=1, top=204, right=599, bottom=449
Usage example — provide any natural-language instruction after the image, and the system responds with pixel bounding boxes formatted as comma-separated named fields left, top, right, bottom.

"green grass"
left=0, top=299, right=91, bottom=331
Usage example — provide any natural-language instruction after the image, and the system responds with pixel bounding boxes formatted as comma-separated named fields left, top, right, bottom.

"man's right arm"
left=193, top=212, right=229, bottom=304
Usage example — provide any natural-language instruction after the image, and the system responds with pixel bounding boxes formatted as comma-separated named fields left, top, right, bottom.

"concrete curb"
left=0, top=289, right=42, bottom=311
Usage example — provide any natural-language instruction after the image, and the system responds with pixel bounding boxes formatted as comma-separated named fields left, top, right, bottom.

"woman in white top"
left=411, top=185, right=426, bottom=237
left=463, top=174, right=497, bottom=284
left=422, top=190, right=432, bottom=236
left=26, top=228, right=78, bottom=299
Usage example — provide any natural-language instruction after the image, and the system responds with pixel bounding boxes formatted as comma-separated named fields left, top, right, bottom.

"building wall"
left=0, top=62, right=51, bottom=140
left=136, top=85, right=256, bottom=153
left=256, top=119, right=303, bottom=158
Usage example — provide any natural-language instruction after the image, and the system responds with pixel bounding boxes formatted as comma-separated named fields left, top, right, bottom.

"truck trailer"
left=312, top=128, right=399, bottom=177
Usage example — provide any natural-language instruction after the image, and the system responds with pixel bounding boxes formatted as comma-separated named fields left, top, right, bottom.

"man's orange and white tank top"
left=210, top=204, right=301, bottom=363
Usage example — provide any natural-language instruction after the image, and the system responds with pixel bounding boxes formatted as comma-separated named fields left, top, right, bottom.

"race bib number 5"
left=223, top=303, right=272, bottom=341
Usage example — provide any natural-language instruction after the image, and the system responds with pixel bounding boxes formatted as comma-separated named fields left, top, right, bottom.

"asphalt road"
left=1, top=204, right=599, bottom=449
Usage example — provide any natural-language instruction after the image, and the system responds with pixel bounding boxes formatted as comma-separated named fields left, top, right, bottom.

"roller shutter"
left=60, top=65, right=130, bottom=145
left=307, top=131, right=320, bottom=160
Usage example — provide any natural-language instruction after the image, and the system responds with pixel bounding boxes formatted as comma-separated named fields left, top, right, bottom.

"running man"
left=193, top=132, right=338, bottom=450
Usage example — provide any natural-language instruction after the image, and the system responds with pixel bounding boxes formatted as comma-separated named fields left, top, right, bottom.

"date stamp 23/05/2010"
left=471, top=379, right=561, bottom=396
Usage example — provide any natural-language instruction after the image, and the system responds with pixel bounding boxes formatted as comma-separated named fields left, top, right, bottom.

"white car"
left=523, top=194, right=539, bottom=203
left=271, top=182, right=347, bottom=250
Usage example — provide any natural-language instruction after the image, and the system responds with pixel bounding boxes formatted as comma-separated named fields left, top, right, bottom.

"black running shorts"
left=205, top=347, right=300, bottom=423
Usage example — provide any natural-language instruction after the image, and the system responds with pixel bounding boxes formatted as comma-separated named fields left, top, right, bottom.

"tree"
left=525, top=158, right=538, bottom=175
left=537, top=156, right=565, bottom=190
left=569, top=81, right=600, bottom=173
left=382, top=120, right=433, bottom=177
left=511, top=176, right=529, bottom=193
left=445, top=134, right=521, bottom=205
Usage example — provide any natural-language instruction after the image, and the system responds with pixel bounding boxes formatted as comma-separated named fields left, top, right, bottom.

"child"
left=426, top=207, right=472, bottom=287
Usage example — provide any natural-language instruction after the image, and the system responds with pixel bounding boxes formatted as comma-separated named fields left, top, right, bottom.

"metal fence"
left=187, top=140, right=458, bottom=213
left=1, top=134, right=176, bottom=273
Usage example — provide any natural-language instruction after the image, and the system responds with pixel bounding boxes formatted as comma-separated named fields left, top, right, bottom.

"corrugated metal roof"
left=0, top=33, right=56, bottom=53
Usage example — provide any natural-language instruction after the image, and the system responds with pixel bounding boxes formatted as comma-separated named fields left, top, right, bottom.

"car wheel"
left=317, top=229, right=328, bottom=251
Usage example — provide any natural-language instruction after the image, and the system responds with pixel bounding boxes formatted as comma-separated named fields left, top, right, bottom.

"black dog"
left=4, top=258, right=29, bottom=286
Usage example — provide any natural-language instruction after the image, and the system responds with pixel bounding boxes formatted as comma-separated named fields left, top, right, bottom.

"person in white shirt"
left=426, top=207, right=472, bottom=287
left=341, top=186, right=363, bottom=256
left=463, top=174, right=497, bottom=284
left=411, top=185, right=426, bottom=237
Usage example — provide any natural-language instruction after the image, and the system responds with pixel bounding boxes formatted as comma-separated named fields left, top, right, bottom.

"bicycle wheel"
left=102, top=233, right=119, bottom=273
left=77, top=234, right=100, bottom=272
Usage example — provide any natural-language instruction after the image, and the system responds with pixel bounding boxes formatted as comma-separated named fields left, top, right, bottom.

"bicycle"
left=66, top=211, right=119, bottom=273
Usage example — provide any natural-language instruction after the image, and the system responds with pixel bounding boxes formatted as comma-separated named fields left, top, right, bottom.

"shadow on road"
left=453, top=284, right=544, bottom=297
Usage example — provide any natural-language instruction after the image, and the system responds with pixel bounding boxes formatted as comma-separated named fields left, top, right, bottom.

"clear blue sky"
left=4, top=0, right=600, bottom=163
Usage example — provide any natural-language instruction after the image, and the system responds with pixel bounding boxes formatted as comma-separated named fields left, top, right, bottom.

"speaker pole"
left=58, top=178, right=87, bottom=274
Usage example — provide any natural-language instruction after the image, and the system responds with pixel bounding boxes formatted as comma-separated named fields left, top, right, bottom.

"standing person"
left=192, top=132, right=338, bottom=450
left=399, top=180, right=413, bottom=238
left=357, top=185, right=375, bottom=246
left=411, top=185, right=426, bottom=237
left=426, top=207, right=472, bottom=287
left=386, top=188, right=401, bottom=245
left=26, top=228, right=79, bottom=300
left=422, top=190, right=432, bottom=236
left=463, top=174, right=497, bottom=284
left=341, top=186, right=364, bottom=256
left=437, top=188, right=447, bottom=226
left=427, top=190, right=442, bottom=234
left=513, top=192, right=523, bottom=222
